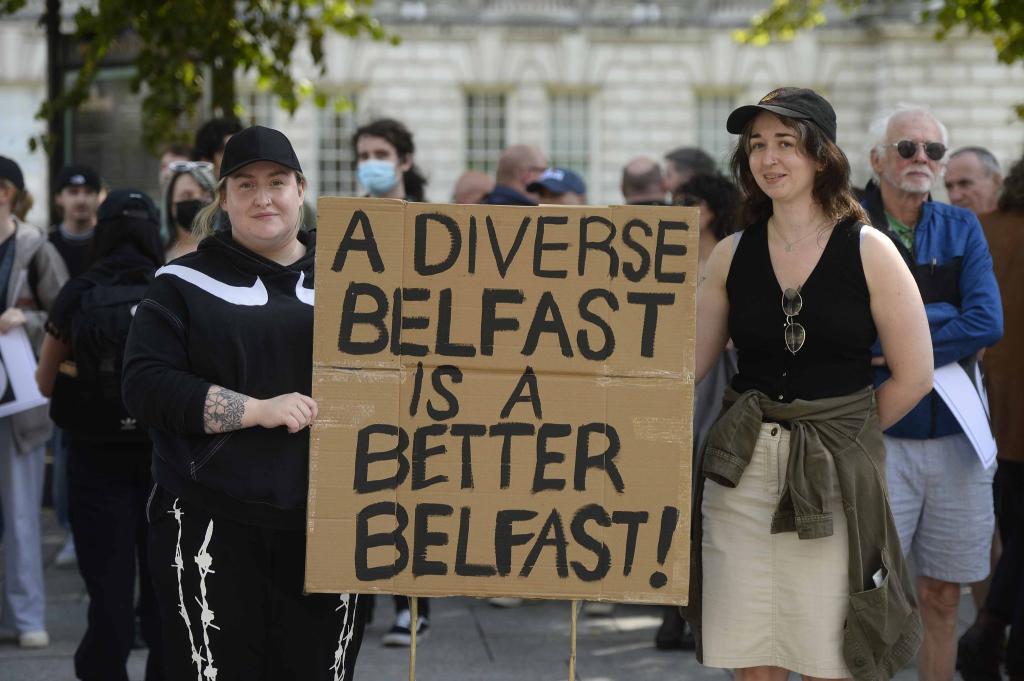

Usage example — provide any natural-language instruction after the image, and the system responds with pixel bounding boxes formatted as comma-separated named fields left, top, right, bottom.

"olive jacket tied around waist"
left=683, top=385, right=922, bottom=681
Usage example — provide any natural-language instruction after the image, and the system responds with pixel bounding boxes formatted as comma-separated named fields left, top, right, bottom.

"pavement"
left=1, top=508, right=978, bottom=681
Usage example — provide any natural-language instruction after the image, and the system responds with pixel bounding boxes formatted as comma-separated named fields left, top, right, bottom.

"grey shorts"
left=884, top=433, right=995, bottom=583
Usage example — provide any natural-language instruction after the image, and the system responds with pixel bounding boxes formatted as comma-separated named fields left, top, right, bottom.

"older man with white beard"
left=860, top=106, right=1003, bottom=681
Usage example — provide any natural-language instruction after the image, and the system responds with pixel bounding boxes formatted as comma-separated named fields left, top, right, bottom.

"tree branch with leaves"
left=0, top=0, right=396, bottom=152
left=736, top=0, right=1024, bottom=116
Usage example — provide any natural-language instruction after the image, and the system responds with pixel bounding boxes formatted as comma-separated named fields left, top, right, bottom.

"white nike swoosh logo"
left=156, top=264, right=269, bottom=306
left=295, top=271, right=314, bottom=306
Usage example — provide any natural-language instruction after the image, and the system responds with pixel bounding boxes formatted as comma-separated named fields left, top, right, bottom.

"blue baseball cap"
left=527, top=167, right=587, bottom=196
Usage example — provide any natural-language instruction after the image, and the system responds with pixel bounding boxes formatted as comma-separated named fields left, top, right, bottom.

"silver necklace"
left=770, top=216, right=820, bottom=252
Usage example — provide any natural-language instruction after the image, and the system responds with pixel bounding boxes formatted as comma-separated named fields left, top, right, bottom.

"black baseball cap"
left=218, top=125, right=302, bottom=179
left=54, top=164, right=102, bottom=193
left=0, top=156, right=24, bottom=191
left=726, top=87, right=837, bottom=143
left=97, top=189, right=159, bottom=225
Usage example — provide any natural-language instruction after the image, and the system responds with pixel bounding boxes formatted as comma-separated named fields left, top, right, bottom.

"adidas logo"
left=120, top=417, right=138, bottom=431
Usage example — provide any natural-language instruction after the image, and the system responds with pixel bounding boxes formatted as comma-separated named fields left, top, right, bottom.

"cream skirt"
left=701, top=422, right=851, bottom=679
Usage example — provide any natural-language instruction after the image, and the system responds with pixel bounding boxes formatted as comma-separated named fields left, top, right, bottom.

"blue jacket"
left=861, top=181, right=1003, bottom=439
left=481, top=184, right=537, bottom=206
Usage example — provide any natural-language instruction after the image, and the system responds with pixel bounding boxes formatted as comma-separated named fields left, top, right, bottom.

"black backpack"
left=50, top=274, right=151, bottom=443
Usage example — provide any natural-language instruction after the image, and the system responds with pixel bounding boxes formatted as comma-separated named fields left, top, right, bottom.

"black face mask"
left=174, top=199, right=207, bottom=231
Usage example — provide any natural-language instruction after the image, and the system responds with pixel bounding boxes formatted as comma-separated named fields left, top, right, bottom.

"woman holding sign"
left=691, top=88, right=933, bottom=681
left=122, top=126, right=366, bottom=679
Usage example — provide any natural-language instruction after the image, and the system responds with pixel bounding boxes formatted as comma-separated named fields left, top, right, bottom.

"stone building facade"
left=2, top=0, right=1023, bottom=222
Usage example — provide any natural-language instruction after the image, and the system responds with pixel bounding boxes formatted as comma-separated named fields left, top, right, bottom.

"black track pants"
left=147, top=487, right=366, bottom=680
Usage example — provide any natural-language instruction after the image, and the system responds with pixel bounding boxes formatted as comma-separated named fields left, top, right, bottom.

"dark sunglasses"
left=782, top=288, right=805, bottom=355
left=168, top=160, right=214, bottom=173
left=888, top=140, right=947, bottom=161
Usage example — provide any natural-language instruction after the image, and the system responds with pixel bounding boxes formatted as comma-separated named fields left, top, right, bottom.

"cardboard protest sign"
left=306, top=199, right=697, bottom=605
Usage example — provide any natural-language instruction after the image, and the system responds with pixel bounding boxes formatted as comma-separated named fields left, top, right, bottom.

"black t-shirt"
left=727, top=217, right=877, bottom=402
left=49, top=226, right=93, bottom=279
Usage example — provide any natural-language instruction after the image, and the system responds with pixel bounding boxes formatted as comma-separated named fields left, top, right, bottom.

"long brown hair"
left=730, top=113, right=868, bottom=227
left=0, top=179, right=33, bottom=221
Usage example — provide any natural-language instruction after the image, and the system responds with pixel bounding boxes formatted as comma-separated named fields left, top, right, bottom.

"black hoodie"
left=123, top=229, right=316, bottom=529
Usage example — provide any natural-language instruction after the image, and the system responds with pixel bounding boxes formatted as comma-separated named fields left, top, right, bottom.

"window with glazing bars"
left=465, top=92, right=507, bottom=174
left=317, top=97, right=359, bottom=197
left=696, top=93, right=736, bottom=167
left=241, top=92, right=274, bottom=127
left=549, top=92, right=590, bottom=182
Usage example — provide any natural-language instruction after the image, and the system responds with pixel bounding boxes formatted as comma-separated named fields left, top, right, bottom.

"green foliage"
left=0, top=0, right=27, bottom=13
left=929, top=0, right=1024, bottom=65
left=737, top=0, right=1024, bottom=66
left=737, top=0, right=1024, bottom=117
left=11, top=0, right=396, bottom=153
left=736, top=0, right=837, bottom=45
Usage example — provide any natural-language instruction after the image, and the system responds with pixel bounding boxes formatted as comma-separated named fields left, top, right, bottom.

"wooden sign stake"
left=409, top=596, right=418, bottom=681
left=569, top=599, right=579, bottom=681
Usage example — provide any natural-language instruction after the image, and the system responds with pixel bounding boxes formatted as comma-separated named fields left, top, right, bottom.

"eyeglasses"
left=782, top=288, right=805, bottom=355
left=887, top=140, right=947, bottom=161
left=168, top=160, right=214, bottom=173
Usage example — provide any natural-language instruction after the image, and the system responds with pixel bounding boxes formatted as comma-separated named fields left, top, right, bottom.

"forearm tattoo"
left=204, top=386, right=249, bottom=434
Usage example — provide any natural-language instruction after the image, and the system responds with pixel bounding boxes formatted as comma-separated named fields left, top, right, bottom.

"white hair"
left=869, top=104, right=949, bottom=153
left=868, top=104, right=950, bottom=178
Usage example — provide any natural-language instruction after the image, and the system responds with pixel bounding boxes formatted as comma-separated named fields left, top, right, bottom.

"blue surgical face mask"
left=357, top=159, right=399, bottom=196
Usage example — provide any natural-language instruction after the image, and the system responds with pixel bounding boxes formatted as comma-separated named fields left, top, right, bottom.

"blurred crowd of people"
left=0, top=91, right=1020, bottom=681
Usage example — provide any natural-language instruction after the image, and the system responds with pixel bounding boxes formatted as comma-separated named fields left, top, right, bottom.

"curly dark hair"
left=998, top=154, right=1024, bottom=212
left=193, top=117, right=243, bottom=163
left=674, top=173, right=740, bottom=242
left=352, top=118, right=428, bottom=202
left=730, top=114, right=867, bottom=227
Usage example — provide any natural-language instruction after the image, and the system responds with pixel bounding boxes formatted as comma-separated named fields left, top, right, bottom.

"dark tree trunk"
left=44, top=0, right=63, bottom=194
left=210, top=57, right=236, bottom=117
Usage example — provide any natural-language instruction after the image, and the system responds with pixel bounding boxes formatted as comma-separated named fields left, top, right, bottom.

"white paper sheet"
left=932, top=361, right=997, bottom=469
left=0, top=326, right=48, bottom=419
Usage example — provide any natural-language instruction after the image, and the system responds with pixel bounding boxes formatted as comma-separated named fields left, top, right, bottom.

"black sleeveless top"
left=726, top=216, right=877, bottom=402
